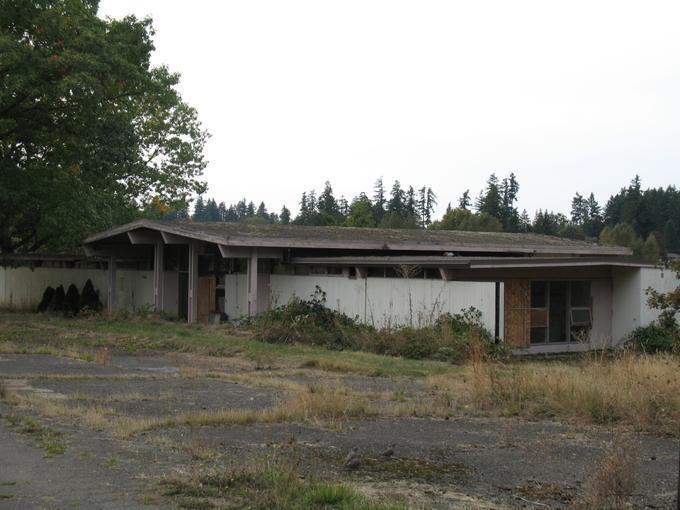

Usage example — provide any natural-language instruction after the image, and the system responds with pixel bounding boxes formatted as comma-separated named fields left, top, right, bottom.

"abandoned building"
left=1, top=219, right=677, bottom=353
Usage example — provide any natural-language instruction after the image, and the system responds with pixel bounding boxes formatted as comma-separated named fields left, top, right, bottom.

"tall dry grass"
left=428, top=352, right=680, bottom=434
left=579, top=431, right=641, bottom=509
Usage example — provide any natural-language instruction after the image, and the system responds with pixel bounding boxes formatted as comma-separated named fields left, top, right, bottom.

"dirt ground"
left=0, top=352, right=678, bottom=509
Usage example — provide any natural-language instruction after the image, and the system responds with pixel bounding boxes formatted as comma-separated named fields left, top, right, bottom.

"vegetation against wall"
left=247, top=286, right=502, bottom=363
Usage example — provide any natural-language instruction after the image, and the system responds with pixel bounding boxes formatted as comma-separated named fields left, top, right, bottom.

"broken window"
left=529, top=281, right=592, bottom=344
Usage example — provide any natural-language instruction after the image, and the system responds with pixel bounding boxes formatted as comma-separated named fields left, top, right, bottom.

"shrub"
left=79, top=279, right=103, bottom=313
left=64, top=284, right=80, bottom=316
left=252, top=286, right=366, bottom=351
left=37, top=286, right=55, bottom=313
left=251, top=288, right=498, bottom=362
left=47, top=285, right=65, bottom=312
left=628, top=324, right=678, bottom=353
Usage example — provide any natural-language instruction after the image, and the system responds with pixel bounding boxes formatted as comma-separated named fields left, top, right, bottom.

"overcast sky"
left=99, top=1, right=679, bottom=218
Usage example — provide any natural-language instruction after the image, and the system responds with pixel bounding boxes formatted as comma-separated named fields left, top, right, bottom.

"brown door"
left=504, top=279, right=530, bottom=348
left=197, top=276, right=216, bottom=324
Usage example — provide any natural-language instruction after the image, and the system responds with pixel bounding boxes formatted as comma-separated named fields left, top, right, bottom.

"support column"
left=494, top=281, right=501, bottom=343
left=187, top=242, right=199, bottom=323
left=107, top=255, right=117, bottom=314
left=247, top=248, right=259, bottom=316
left=153, top=242, right=164, bottom=313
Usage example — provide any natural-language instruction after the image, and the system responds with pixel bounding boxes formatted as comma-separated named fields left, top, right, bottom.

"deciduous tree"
left=0, top=0, right=208, bottom=252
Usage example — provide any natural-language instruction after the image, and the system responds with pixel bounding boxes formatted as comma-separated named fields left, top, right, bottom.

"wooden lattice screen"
left=503, top=279, right=531, bottom=348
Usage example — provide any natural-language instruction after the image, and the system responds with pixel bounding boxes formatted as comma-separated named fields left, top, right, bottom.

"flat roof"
left=84, top=219, right=633, bottom=257
left=290, top=255, right=654, bottom=269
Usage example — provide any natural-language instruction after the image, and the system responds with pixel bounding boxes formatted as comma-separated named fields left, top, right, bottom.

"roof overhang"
left=289, top=255, right=655, bottom=269
left=83, top=220, right=634, bottom=257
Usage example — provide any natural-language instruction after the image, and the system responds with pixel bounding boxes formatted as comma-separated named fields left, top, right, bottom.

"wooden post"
left=107, top=255, right=116, bottom=314
left=676, top=437, right=679, bottom=510
left=187, top=242, right=198, bottom=323
left=248, top=248, right=259, bottom=316
left=153, top=241, right=164, bottom=313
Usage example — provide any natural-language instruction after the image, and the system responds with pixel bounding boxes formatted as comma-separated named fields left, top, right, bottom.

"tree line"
left=177, top=174, right=680, bottom=260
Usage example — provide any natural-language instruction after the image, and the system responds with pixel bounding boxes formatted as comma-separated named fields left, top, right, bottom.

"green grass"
left=159, top=457, right=406, bottom=510
left=2, top=413, right=67, bottom=457
left=0, top=313, right=456, bottom=378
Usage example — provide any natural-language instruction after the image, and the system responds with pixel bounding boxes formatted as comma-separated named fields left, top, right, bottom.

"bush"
left=628, top=324, right=678, bottom=353
left=251, top=288, right=498, bottom=362
left=252, top=286, right=366, bottom=351
left=37, top=286, right=55, bottom=313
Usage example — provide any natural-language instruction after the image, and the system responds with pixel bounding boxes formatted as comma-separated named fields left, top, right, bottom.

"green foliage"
left=345, top=195, right=376, bottom=227
left=628, top=324, right=678, bottom=353
left=0, top=0, right=208, bottom=252
left=646, top=259, right=680, bottom=329
left=430, top=207, right=502, bottom=232
left=252, top=287, right=364, bottom=351
left=641, top=234, right=661, bottom=263
left=251, top=288, right=497, bottom=363
left=160, top=455, right=404, bottom=509
left=3, top=414, right=66, bottom=457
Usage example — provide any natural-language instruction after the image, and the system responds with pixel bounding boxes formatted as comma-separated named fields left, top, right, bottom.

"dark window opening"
left=530, top=280, right=592, bottom=345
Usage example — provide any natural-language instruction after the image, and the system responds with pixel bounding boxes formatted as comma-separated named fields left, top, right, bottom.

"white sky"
left=99, top=0, right=679, bottom=218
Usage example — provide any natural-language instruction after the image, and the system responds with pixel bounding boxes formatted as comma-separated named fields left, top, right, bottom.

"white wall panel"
left=0, top=266, right=153, bottom=312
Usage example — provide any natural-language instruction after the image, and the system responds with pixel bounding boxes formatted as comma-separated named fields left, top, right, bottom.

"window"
left=529, top=281, right=592, bottom=344
left=530, top=281, right=548, bottom=344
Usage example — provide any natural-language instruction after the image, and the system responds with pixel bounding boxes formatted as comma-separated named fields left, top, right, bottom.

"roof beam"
left=439, top=268, right=454, bottom=281
left=128, top=230, right=162, bottom=245
left=218, top=245, right=283, bottom=259
left=161, top=231, right=190, bottom=244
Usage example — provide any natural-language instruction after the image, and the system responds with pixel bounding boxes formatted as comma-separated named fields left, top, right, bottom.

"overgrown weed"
left=158, top=453, right=405, bottom=509
left=2, top=413, right=67, bottom=457
left=579, top=431, right=640, bottom=508
left=430, top=350, right=680, bottom=434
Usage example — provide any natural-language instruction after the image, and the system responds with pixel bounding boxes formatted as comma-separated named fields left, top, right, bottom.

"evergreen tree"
left=499, top=173, right=520, bottom=231
left=205, top=198, right=220, bottom=221
left=225, top=205, right=238, bottom=222
left=532, top=210, right=568, bottom=236
left=373, top=177, right=386, bottom=222
left=663, top=219, right=680, bottom=253
left=193, top=196, right=206, bottom=221
left=387, top=180, right=405, bottom=215
left=417, top=187, right=428, bottom=227
left=317, top=181, right=342, bottom=224
left=570, top=192, right=588, bottom=224
left=459, top=190, right=471, bottom=210
left=217, top=202, right=227, bottom=222
left=476, top=173, right=503, bottom=222
left=405, top=186, right=417, bottom=218
left=256, top=202, right=268, bottom=219
left=246, top=201, right=256, bottom=217
left=519, top=209, right=531, bottom=232
left=424, top=187, right=437, bottom=226
left=338, top=196, right=350, bottom=217
left=280, top=206, right=291, bottom=225
left=236, top=199, right=248, bottom=219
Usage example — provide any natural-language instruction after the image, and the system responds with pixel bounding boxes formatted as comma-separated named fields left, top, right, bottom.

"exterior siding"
left=236, top=273, right=499, bottom=331
left=0, top=266, right=153, bottom=312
